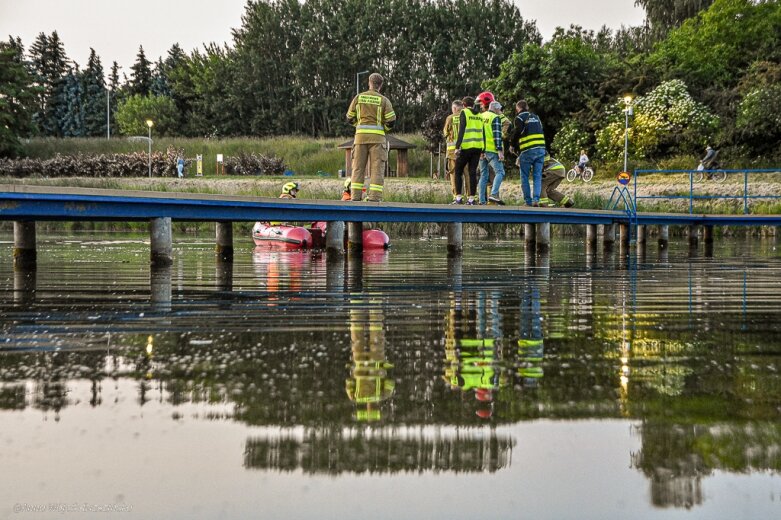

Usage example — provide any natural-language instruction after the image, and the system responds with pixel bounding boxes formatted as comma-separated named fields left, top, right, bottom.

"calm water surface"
left=1, top=232, right=780, bottom=519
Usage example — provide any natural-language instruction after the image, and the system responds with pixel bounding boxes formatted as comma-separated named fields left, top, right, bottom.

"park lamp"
left=146, top=120, right=154, bottom=178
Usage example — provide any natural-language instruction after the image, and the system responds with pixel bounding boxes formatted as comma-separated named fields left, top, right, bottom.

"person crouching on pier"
left=540, top=155, right=574, bottom=208
left=280, top=181, right=299, bottom=199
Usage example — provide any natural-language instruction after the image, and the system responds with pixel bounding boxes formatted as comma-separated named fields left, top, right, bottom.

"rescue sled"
left=310, top=222, right=390, bottom=250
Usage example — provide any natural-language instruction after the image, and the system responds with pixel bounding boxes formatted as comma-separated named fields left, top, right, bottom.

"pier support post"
left=524, top=224, right=536, bottom=245
left=586, top=224, right=597, bottom=248
left=13, top=221, right=36, bottom=269
left=150, top=266, right=172, bottom=312
left=150, top=217, right=173, bottom=267
left=326, top=221, right=345, bottom=257
left=447, top=222, right=463, bottom=256
left=215, top=222, right=233, bottom=262
left=636, top=225, right=646, bottom=258
left=658, top=225, right=669, bottom=249
left=619, top=223, right=630, bottom=248
left=688, top=225, right=699, bottom=248
left=602, top=223, right=615, bottom=251
left=703, top=225, right=714, bottom=245
left=704, top=225, right=714, bottom=257
left=348, top=222, right=363, bottom=255
left=13, top=267, right=36, bottom=307
left=215, top=262, right=233, bottom=292
left=536, top=222, right=550, bottom=253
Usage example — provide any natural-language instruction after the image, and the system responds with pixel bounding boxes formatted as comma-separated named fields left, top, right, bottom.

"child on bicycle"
left=577, top=149, right=589, bottom=174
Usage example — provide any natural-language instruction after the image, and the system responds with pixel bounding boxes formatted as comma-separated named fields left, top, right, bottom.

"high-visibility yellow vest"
left=482, top=111, right=499, bottom=154
left=354, top=93, right=385, bottom=136
left=460, top=108, right=484, bottom=151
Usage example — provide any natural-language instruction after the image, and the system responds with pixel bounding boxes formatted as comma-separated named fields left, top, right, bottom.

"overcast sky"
left=0, top=0, right=646, bottom=74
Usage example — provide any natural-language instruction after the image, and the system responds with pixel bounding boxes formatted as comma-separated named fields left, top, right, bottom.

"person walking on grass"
left=346, top=73, right=396, bottom=202
left=510, top=100, right=546, bottom=206
left=452, top=96, right=485, bottom=205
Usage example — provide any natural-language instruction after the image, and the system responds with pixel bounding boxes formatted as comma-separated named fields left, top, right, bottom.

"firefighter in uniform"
left=540, top=155, right=575, bottom=208
left=443, top=99, right=467, bottom=199
left=346, top=73, right=396, bottom=202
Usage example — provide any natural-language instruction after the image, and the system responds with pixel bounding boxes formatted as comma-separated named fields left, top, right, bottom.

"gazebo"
left=337, top=135, right=417, bottom=178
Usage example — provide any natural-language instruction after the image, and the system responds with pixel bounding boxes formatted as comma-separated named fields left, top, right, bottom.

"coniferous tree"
left=82, top=48, right=106, bottom=136
left=150, top=58, right=170, bottom=97
left=129, top=45, right=152, bottom=96
left=28, top=31, right=69, bottom=136
left=0, top=39, right=38, bottom=156
left=108, top=61, right=122, bottom=135
left=58, top=65, right=85, bottom=137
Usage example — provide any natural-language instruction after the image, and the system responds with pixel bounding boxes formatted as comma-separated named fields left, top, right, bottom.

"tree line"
left=1, top=0, right=779, bottom=162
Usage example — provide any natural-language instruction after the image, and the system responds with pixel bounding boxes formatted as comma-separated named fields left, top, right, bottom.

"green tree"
left=28, top=31, right=69, bottom=136
left=129, top=45, right=152, bottom=96
left=635, top=0, right=716, bottom=36
left=735, top=62, right=781, bottom=156
left=651, top=0, right=781, bottom=90
left=485, top=26, right=618, bottom=143
left=115, top=94, right=178, bottom=136
left=0, top=40, right=38, bottom=157
left=82, top=48, right=106, bottom=136
left=57, top=66, right=85, bottom=137
left=108, top=61, right=122, bottom=136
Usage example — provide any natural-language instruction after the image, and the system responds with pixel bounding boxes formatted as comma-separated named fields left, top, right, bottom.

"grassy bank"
left=20, top=135, right=433, bottom=178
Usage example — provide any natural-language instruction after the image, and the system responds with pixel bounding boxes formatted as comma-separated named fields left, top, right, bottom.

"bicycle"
left=566, top=164, right=594, bottom=182
left=692, top=166, right=727, bottom=183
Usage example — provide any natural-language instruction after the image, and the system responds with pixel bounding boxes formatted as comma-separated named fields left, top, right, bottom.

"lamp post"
left=356, top=70, right=369, bottom=96
left=146, top=119, right=154, bottom=178
left=623, top=95, right=633, bottom=173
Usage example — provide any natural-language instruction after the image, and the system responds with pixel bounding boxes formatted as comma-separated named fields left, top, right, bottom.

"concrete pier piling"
left=602, top=223, right=616, bottom=250
left=658, top=225, right=669, bottom=249
left=536, top=222, right=551, bottom=252
left=688, top=225, right=699, bottom=248
left=150, top=217, right=173, bottom=267
left=326, top=221, right=346, bottom=256
left=619, top=223, right=630, bottom=249
left=586, top=224, right=597, bottom=248
left=524, top=224, right=536, bottom=245
left=215, top=222, right=234, bottom=262
left=348, top=222, right=363, bottom=255
left=13, top=221, right=36, bottom=269
left=150, top=266, right=172, bottom=312
left=447, top=222, right=463, bottom=256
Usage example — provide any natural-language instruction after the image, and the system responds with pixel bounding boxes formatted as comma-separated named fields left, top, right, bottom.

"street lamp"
left=356, top=70, right=369, bottom=96
left=622, top=96, right=633, bottom=174
left=146, top=120, right=154, bottom=178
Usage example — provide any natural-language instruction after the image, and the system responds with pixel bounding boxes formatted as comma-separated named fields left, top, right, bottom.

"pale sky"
left=0, top=0, right=646, bottom=74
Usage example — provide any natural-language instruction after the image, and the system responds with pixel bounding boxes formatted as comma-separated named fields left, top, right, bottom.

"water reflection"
left=1, top=236, right=781, bottom=516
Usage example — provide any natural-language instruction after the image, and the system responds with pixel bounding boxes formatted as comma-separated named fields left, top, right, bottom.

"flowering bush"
left=551, top=120, right=590, bottom=162
left=596, top=80, right=719, bottom=161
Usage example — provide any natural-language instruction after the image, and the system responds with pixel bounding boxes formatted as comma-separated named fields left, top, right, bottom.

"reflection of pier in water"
left=244, top=426, right=514, bottom=475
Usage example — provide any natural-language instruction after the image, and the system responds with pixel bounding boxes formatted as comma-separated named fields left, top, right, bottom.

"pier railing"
left=632, top=169, right=781, bottom=215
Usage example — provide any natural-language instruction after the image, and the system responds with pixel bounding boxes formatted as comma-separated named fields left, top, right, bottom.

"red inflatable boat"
left=253, top=222, right=389, bottom=250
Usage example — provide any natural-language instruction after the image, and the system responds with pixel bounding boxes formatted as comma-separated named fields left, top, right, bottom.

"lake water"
left=1, top=232, right=780, bottom=519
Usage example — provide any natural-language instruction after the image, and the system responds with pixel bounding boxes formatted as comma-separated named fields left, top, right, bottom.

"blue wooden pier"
left=2, top=184, right=781, bottom=267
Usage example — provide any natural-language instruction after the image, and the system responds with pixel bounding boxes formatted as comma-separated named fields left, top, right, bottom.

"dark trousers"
left=454, top=149, right=481, bottom=197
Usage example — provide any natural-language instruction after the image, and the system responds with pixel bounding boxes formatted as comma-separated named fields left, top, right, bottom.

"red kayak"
left=253, top=222, right=389, bottom=250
